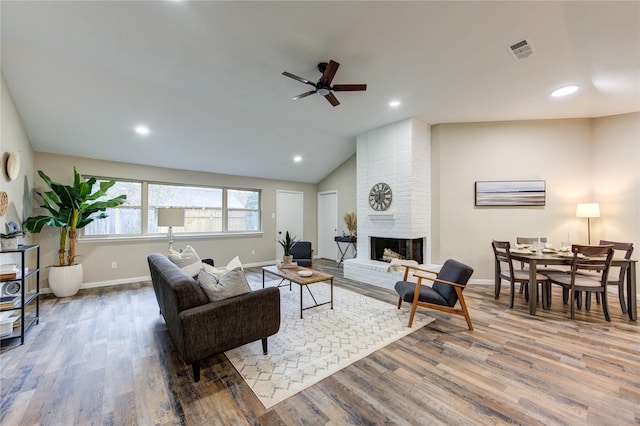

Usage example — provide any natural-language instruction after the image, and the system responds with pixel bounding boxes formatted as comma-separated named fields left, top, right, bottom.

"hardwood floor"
left=1, top=259, right=639, bottom=425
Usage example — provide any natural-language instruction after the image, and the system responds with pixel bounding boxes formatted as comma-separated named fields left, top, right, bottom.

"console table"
left=335, top=236, right=357, bottom=267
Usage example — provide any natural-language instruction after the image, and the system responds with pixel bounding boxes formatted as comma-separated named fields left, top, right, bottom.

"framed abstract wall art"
left=474, top=180, right=546, bottom=206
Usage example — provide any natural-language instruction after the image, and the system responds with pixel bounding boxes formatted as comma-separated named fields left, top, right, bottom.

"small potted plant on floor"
left=23, top=167, right=126, bottom=297
left=277, top=231, right=297, bottom=265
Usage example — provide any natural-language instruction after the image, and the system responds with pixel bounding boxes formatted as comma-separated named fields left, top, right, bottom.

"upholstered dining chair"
left=290, top=241, right=313, bottom=267
left=586, top=240, right=634, bottom=313
left=492, top=240, right=550, bottom=309
left=545, top=244, right=614, bottom=321
left=395, top=259, right=474, bottom=330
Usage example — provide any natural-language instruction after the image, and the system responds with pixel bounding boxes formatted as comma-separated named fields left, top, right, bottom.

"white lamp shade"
left=157, top=208, right=185, bottom=227
left=576, top=203, right=600, bottom=218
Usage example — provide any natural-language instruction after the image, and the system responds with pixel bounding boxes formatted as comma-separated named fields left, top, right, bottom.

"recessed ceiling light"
left=551, top=85, right=579, bottom=97
left=293, top=155, right=302, bottom=163
left=389, top=100, right=401, bottom=108
left=135, top=125, right=150, bottom=136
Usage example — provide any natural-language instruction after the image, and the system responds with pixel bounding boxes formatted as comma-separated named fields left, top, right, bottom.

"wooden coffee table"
left=262, top=265, right=334, bottom=319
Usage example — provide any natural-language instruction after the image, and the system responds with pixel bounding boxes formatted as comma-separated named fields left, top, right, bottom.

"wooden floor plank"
left=1, top=259, right=638, bottom=425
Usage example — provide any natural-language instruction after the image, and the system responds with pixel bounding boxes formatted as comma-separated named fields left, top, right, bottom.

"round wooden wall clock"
left=368, top=182, right=392, bottom=211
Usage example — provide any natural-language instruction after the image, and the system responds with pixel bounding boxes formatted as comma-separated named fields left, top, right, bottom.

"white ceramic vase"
left=48, top=264, right=83, bottom=297
left=0, top=238, right=19, bottom=250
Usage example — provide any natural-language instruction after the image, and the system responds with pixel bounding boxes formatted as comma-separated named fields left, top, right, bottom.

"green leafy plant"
left=277, top=231, right=298, bottom=256
left=23, top=168, right=126, bottom=266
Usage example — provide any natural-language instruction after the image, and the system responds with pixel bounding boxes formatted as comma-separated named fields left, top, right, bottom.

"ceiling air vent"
left=506, top=38, right=536, bottom=61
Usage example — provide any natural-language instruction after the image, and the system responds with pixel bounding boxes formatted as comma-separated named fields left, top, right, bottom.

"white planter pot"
left=48, top=264, right=83, bottom=297
left=283, top=255, right=293, bottom=265
left=1, top=238, right=18, bottom=250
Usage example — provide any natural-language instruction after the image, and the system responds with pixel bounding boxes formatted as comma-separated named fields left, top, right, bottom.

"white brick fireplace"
left=344, top=118, right=435, bottom=289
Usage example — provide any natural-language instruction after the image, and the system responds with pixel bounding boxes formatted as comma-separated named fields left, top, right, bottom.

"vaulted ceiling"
left=2, top=1, right=639, bottom=183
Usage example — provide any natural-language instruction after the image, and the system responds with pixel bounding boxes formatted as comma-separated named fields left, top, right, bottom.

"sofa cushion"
left=198, top=266, right=251, bottom=302
left=168, top=245, right=202, bottom=277
left=201, top=255, right=243, bottom=276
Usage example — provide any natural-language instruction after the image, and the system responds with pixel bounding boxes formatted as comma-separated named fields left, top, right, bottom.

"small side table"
left=335, top=236, right=357, bottom=267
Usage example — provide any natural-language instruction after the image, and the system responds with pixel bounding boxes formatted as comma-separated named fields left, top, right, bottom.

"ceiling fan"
left=282, top=60, right=367, bottom=107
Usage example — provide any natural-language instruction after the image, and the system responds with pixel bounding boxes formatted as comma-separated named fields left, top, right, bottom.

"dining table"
left=503, top=250, right=637, bottom=320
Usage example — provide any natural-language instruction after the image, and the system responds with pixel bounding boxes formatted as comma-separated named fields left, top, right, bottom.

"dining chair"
left=492, top=240, right=550, bottom=309
left=585, top=240, right=634, bottom=313
left=516, top=236, right=568, bottom=297
left=394, top=259, right=474, bottom=330
left=545, top=244, right=614, bottom=321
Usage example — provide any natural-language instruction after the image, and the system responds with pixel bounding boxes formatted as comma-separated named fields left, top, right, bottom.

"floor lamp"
left=157, top=208, right=185, bottom=250
left=576, top=203, right=600, bottom=245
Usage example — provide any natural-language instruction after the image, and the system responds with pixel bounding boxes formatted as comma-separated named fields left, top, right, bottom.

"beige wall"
left=32, top=152, right=318, bottom=288
left=432, top=115, right=640, bottom=282
left=1, top=72, right=35, bottom=235
left=591, top=112, right=640, bottom=247
left=317, top=154, right=357, bottom=236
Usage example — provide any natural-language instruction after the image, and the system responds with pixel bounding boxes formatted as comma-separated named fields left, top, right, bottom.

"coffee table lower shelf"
left=262, top=265, right=334, bottom=319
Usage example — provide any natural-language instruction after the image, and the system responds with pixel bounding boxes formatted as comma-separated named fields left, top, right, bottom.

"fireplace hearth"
left=370, top=237, right=424, bottom=264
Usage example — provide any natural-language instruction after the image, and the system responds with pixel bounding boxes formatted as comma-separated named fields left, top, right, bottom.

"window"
left=81, top=178, right=261, bottom=237
left=227, top=189, right=260, bottom=232
left=149, top=184, right=223, bottom=234
left=83, top=180, right=142, bottom=236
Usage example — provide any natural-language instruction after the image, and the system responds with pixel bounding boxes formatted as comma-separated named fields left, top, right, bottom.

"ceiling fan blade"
left=282, top=71, right=316, bottom=87
left=325, top=92, right=340, bottom=106
left=292, top=90, right=316, bottom=100
left=322, top=60, right=340, bottom=85
left=332, top=84, right=367, bottom=92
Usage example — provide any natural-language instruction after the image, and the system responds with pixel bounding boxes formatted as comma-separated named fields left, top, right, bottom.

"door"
left=317, top=191, right=338, bottom=260
left=276, top=190, right=304, bottom=259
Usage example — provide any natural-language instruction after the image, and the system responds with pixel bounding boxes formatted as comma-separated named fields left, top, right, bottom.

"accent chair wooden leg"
left=457, top=291, right=473, bottom=331
left=262, top=338, right=268, bottom=355
left=397, top=297, right=403, bottom=309
left=192, top=361, right=201, bottom=382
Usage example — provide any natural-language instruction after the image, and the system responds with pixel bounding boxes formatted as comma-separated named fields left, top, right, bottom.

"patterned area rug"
left=225, top=278, right=434, bottom=408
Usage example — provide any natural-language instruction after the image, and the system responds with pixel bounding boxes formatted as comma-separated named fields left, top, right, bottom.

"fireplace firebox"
left=370, top=237, right=424, bottom=264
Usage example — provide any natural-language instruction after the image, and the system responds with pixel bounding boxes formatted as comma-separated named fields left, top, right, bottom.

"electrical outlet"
left=111, top=261, right=117, bottom=269
left=251, top=249, right=256, bottom=255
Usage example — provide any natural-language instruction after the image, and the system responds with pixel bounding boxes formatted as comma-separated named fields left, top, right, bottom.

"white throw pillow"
left=201, top=255, right=243, bottom=276
left=198, top=266, right=251, bottom=302
left=168, top=245, right=203, bottom=278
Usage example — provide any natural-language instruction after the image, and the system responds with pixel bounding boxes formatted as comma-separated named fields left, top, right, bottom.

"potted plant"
left=343, top=211, right=357, bottom=240
left=1, top=223, right=25, bottom=250
left=277, top=231, right=297, bottom=264
left=23, top=167, right=126, bottom=297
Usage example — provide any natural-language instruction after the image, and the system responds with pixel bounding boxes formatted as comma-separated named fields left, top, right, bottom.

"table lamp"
left=157, top=207, right=185, bottom=250
left=576, top=203, right=600, bottom=245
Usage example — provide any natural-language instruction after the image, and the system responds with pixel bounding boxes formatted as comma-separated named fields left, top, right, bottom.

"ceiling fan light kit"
left=282, top=60, right=367, bottom=107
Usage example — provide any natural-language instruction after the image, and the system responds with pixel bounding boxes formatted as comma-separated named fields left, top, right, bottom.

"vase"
left=1, top=238, right=18, bottom=250
left=48, top=264, right=83, bottom=297
left=283, top=255, right=293, bottom=265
